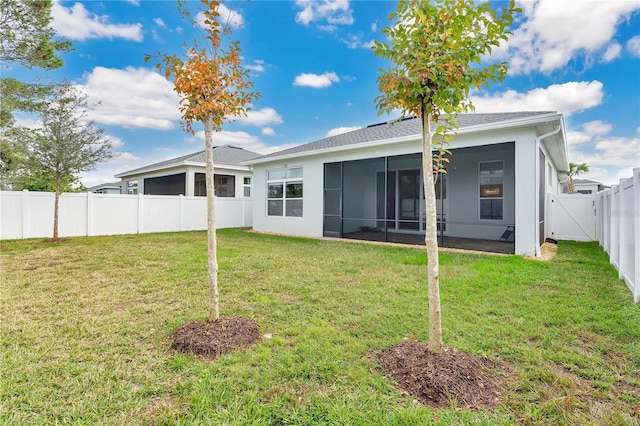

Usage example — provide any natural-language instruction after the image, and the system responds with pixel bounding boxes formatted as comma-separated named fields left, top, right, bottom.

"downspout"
left=534, top=125, right=561, bottom=257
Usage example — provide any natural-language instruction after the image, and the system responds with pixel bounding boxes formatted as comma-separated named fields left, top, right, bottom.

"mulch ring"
left=171, top=316, right=261, bottom=360
left=376, top=340, right=505, bottom=410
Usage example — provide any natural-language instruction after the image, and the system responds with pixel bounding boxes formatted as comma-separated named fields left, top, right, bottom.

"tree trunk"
left=567, top=177, right=575, bottom=194
left=204, top=115, right=219, bottom=322
left=53, top=181, right=60, bottom=239
left=421, top=104, right=443, bottom=354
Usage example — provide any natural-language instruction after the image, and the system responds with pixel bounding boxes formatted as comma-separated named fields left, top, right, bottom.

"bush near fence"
left=0, top=191, right=252, bottom=240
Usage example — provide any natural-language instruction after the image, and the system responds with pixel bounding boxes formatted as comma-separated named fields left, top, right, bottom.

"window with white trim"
left=243, top=177, right=251, bottom=197
left=267, top=168, right=303, bottom=217
left=127, top=179, right=138, bottom=195
left=479, top=161, right=503, bottom=220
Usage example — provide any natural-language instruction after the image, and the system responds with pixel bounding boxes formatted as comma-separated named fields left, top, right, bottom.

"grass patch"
left=2, top=230, right=638, bottom=425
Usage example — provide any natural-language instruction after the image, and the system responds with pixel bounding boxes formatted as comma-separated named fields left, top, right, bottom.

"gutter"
left=534, top=124, right=562, bottom=257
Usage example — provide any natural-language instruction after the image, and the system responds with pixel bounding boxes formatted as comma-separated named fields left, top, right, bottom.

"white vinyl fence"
left=0, top=191, right=252, bottom=241
left=596, top=168, right=640, bottom=304
left=547, top=193, right=597, bottom=241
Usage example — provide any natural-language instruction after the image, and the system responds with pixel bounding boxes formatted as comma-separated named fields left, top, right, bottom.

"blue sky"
left=8, top=0, right=640, bottom=187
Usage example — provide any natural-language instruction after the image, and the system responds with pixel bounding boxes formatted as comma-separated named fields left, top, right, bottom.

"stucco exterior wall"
left=118, top=165, right=252, bottom=197
left=252, top=124, right=559, bottom=256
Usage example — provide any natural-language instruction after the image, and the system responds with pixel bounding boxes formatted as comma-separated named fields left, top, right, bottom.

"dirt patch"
left=171, top=316, right=261, bottom=360
left=538, top=240, right=558, bottom=261
left=376, top=340, right=504, bottom=410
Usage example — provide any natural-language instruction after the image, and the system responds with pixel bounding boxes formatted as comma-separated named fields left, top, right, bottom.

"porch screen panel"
left=144, top=173, right=186, bottom=195
left=194, top=173, right=236, bottom=197
left=323, top=162, right=342, bottom=237
left=342, top=157, right=385, bottom=241
left=388, top=154, right=422, bottom=231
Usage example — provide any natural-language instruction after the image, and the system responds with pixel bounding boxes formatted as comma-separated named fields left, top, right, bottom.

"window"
left=243, top=177, right=251, bottom=197
left=267, top=167, right=303, bottom=217
left=127, top=180, right=138, bottom=195
left=194, top=173, right=235, bottom=197
left=479, top=161, right=503, bottom=220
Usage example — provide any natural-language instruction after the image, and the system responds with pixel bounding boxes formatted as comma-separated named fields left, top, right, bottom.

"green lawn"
left=1, top=229, right=638, bottom=425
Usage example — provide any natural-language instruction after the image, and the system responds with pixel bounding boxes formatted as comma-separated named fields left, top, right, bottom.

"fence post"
left=242, top=197, right=246, bottom=227
left=137, top=193, right=144, bottom=234
left=86, top=191, right=93, bottom=237
left=21, top=189, right=29, bottom=239
left=610, top=185, right=619, bottom=271
left=619, top=179, right=628, bottom=283
left=634, top=168, right=640, bottom=303
left=179, top=194, right=183, bottom=232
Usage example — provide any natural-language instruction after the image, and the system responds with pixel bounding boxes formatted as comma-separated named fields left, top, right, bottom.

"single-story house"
left=564, top=178, right=610, bottom=194
left=115, top=144, right=260, bottom=197
left=87, top=181, right=123, bottom=194
left=244, top=111, right=569, bottom=257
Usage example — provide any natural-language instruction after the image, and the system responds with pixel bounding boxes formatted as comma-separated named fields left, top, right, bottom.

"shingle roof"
left=252, top=111, right=557, bottom=162
left=116, top=145, right=260, bottom=177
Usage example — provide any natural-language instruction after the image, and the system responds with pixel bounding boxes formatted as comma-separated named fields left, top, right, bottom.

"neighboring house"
left=115, top=145, right=260, bottom=197
left=87, top=181, right=123, bottom=194
left=563, top=178, right=610, bottom=194
left=245, top=112, right=569, bottom=257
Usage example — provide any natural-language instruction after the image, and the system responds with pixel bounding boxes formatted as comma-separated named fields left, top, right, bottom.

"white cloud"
left=79, top=66, right=180, bottom=130
left=218, top=4, right=244, bottom=28
left=108, top=136, right=124, bottom=149
left=78, top=151, right=143, bottom=187
left=293, top=72, right=340, bottom=88
left=295, top=0, right=353, bottom=28
left=262, top=127, right=276, bottom=136
left=626, top=35, right=640, bottom=56
left=51, top=2, right=143, bottom=41
left=193, top=130, right=298, bottom=155
left=582, top=120, right=613, bottom=137
left=233, top=107, right=283, bottom=127
left=114, top=151, right=140, bottom=162
left=325, top=126, right=362, bottom=137
left=602, top=42, right=622, bottom=62
left=566, top=121, right=612, bottom=147
left=341, top=34, right=375, bottom=49
left=471, top=81, right=604, bottom=117
left=246, top=60, right=266, bottom=73
left=197, top=4, right=244, bottom=30
left=565, top=120, right=640, bottom=185
left=495, top=0, right=640, bottom=74
left=154, top=17, right=166, bottom=28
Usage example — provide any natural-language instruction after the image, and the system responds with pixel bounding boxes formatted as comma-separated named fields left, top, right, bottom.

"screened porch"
left=322, top=146, right=515, bottom=254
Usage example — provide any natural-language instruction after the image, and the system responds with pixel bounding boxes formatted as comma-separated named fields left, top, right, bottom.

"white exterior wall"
left=119, top=165, right=251, bottom=197
left=252, top=125, right=556, bottom=256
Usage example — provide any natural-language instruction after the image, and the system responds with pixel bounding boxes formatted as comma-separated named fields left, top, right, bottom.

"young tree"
left=25, top=83, right=114, bottom=239
left=374, top=0, right=519, bottom=353
left=566, top=162, right=590, bottom=194
left=147, top=0, right=258, bottom=322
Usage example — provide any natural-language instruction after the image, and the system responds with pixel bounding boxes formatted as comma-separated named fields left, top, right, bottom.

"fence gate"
left=547, top=193, right=597, bottom=241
